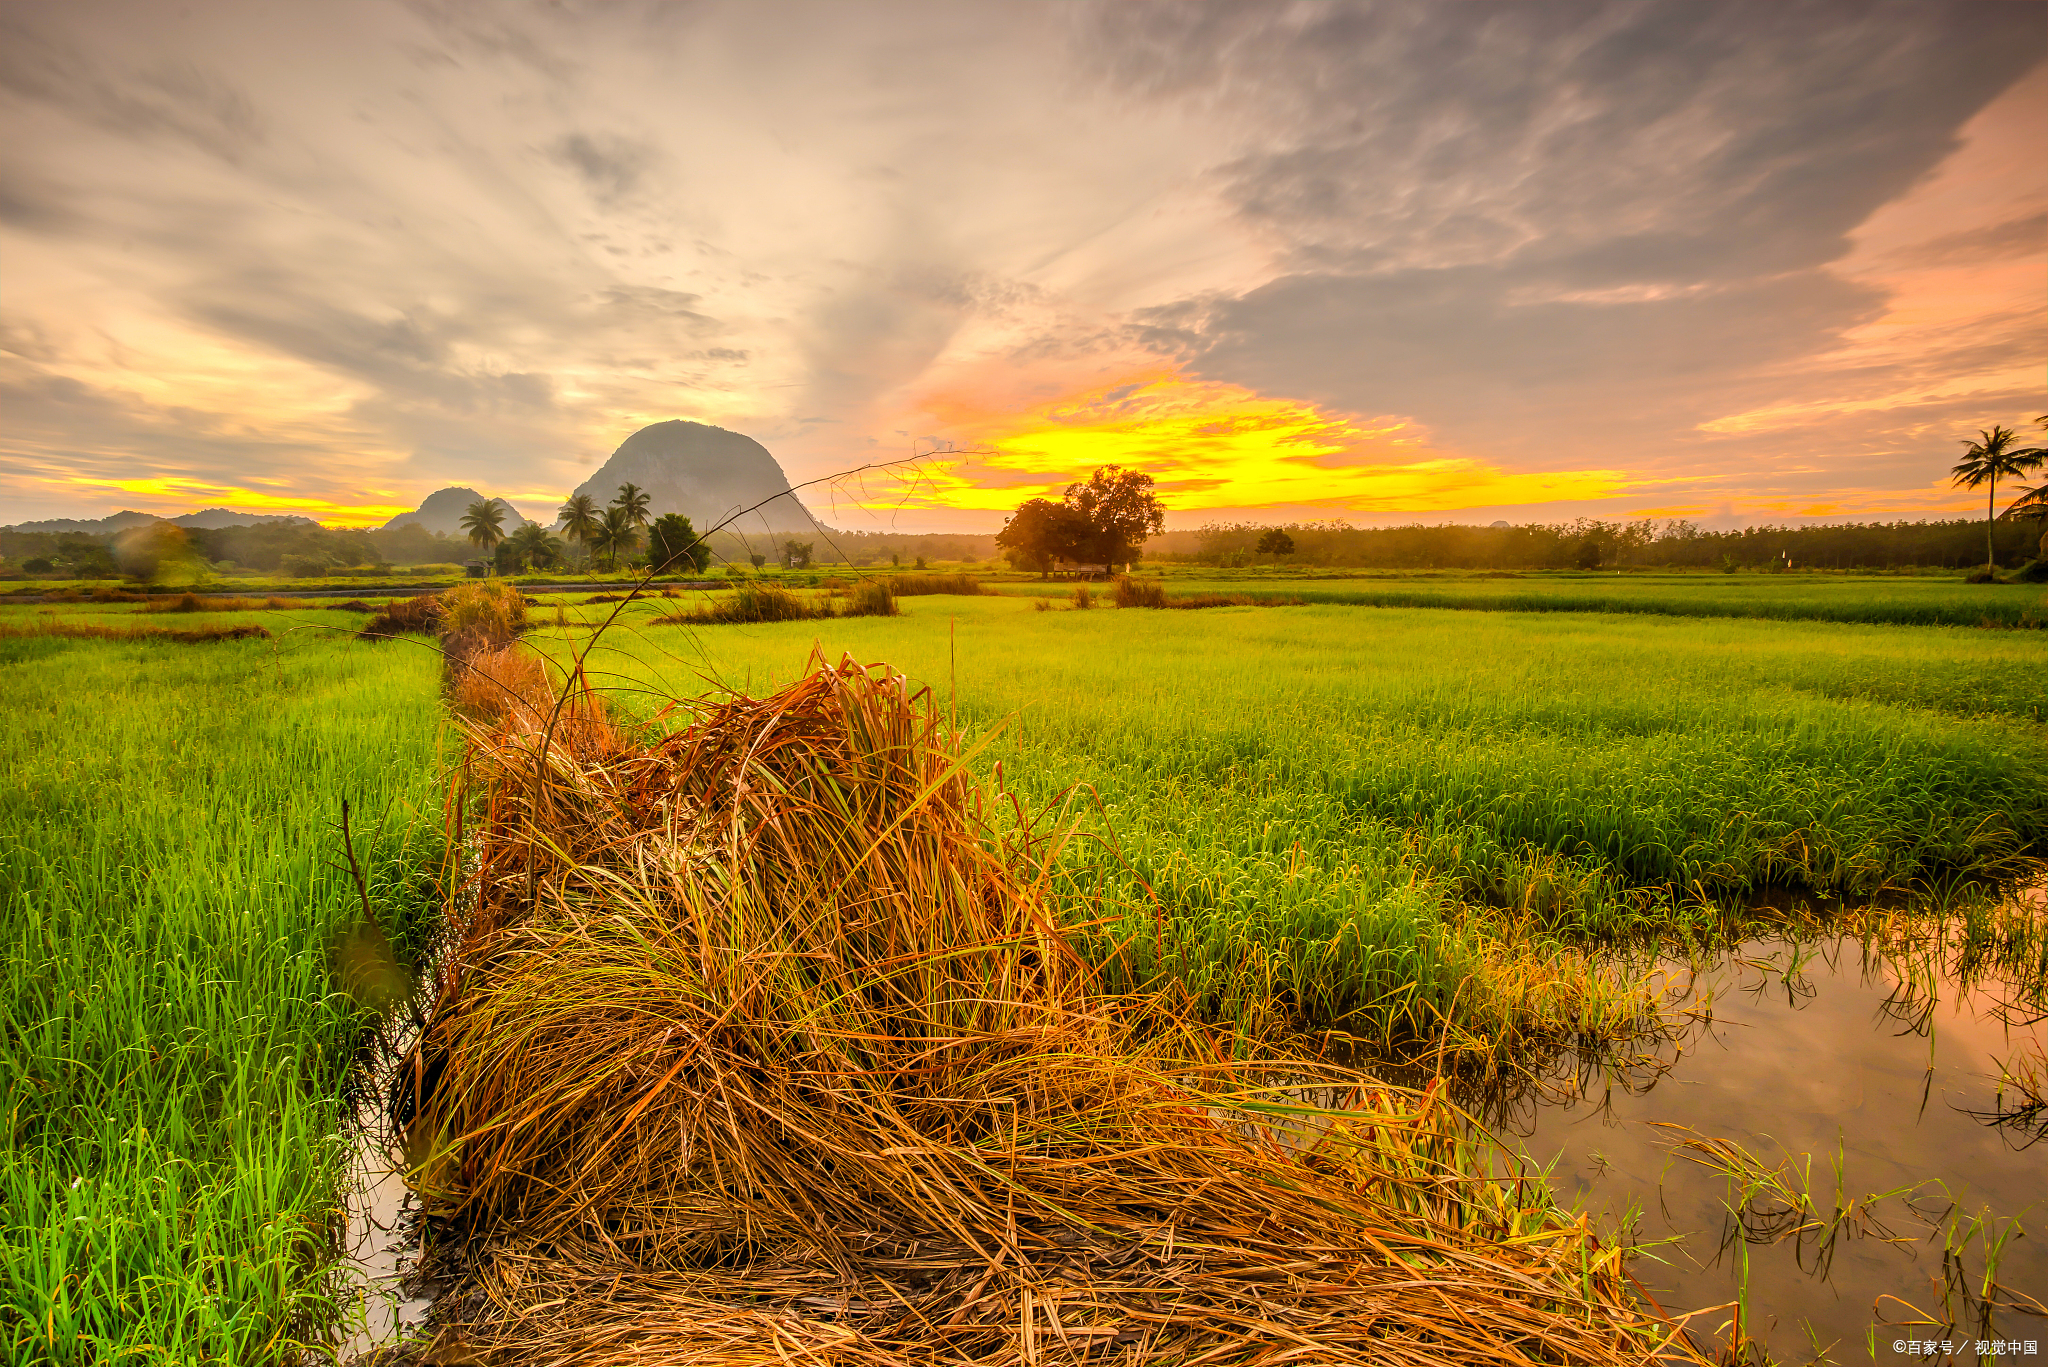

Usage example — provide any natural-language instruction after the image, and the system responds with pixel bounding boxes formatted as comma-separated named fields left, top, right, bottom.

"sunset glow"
left=868, top=375, right=1634, bottom=521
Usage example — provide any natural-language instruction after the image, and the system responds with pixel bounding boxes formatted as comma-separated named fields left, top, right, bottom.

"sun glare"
left=881, top=373, right=1633, bottom=518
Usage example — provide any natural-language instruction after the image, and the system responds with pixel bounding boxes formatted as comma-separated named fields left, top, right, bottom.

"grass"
left=396, top=653, right=1701, bottom=1364
left=1025, top=569, right=2048, bottom=629
left=521, top=594, right=2047, bottom=1058
left=0, top=619, right=274, bottom=642
left=0, top=614, right=446, bottom=1362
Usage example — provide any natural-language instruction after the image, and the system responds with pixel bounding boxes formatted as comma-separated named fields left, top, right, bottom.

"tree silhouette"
left=1951, top=425, right=2045, bottom=575
left=558, top=493, right=600, bottom=557
left=1063, top=466, right=1166, bottom=572
left=612, top=482, right=651, bottom=529
left=996, top=498, right=1089, bottom=577
left=1255, top=528, right=1295, bottom=560
left=460, top=499, right=507, bottom=567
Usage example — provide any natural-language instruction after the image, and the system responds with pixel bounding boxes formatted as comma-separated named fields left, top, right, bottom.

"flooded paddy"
left=1495, top=915, right=2047, bottom=1364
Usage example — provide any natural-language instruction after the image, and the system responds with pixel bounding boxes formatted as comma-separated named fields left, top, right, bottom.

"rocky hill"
left=567, top=421, right=817, bottom=535
left=381, top=488, right=536, bottom=537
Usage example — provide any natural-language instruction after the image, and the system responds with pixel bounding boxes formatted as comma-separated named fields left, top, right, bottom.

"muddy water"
left=333, top=1029, right=433, bottom=1362
left=1500, top=932, right=2046, bottom=1365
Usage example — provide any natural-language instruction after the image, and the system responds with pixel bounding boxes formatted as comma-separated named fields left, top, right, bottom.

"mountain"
left=568, top=421, right=816, bottom=533
left=382, top=488, right=536, bottom=537
left=4, top=508, right=315, bottom=535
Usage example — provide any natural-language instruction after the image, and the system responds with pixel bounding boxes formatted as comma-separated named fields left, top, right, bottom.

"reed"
left=396, top=653, right=1702, bottom=1365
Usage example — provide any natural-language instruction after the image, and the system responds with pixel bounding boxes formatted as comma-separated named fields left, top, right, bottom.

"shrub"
left=845, top=579, right=898, bottom=617
left=1071, top=583, right=1093, bottom=609
left=442, top=580, right=528, bottom=643
left=278, top=553, right=329, bottom=578
left=358, top=593, right=445, bottom=639
left=660, top=581, right=832, bottom=625
left=1113, top=575, right=1167, bottom=608
left=891, top=573, right=984, bottom=596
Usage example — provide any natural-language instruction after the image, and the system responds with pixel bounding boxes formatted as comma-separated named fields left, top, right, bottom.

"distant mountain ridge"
left=4, top=508, right=318, bottom=535
left=381, top=488, right=537, bottom=538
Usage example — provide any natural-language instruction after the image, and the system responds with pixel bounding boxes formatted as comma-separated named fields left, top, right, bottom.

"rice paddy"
left=3, top=575, right=2043, bottom=1363
left=0, top=616, right=445, bottom=1362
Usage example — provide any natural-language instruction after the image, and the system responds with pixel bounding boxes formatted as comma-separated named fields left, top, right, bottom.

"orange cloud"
left=876, top=372, right=1636, bottom=518
left=60, top=476, right=410, bottom=528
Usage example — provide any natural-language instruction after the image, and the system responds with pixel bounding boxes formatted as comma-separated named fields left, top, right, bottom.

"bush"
left=358, top=593, right=445, bottom=640
left=660, top=582, right=833, bottom=625
left=2013, top=560, right=2048, bottom=584
left=891, top=573, right=984, bottom=596
left=1112, top=575, right=1167, bottom=608
left=278, top=553, right=329, bottom=578
left=845, top=580, right=899, bottom=617
left=1071, top=583, right=1093, bottom=610
left=441, top=580, right=529, bottom=644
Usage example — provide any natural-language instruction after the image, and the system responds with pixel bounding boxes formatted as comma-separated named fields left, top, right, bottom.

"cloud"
left=0, top=0, right=2038, bottom=529
left=1084, top=0, right=2045, bottom=479
left=550, top=133, right=655, bottom=204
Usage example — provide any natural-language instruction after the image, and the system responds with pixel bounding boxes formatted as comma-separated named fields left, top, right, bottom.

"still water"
left=1499, top=929, right=2046, bottom=1364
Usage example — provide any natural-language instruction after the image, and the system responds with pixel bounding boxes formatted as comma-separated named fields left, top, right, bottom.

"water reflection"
left=1490, top=925, right=2047, bottom=1364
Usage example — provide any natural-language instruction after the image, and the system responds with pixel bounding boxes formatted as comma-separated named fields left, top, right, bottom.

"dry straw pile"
left=394, top=651, right=1698, bottom=1366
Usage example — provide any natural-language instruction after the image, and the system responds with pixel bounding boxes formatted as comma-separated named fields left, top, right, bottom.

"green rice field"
left=542, top=590, right=2048, bottom=1045
left=0, top=618, right=444, bottom=1362
left=1, top=580, right=2043, bottom=1360
left=997, top=569, right=2048, bottom=629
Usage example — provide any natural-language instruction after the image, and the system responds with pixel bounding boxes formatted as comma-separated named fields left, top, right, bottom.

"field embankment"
left=0, top=617, right=444, bottom=1361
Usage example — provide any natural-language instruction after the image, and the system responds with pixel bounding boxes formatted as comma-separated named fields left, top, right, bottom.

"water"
left=333, top=1027, right=434, bottom=1362
left=1496, top=928, right=2047, bottom=1364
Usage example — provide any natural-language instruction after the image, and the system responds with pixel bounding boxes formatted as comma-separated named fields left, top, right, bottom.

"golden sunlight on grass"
left=897, top=372, right=1633, bottom=514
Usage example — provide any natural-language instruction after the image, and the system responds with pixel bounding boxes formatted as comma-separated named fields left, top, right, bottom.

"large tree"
left=612, top=482, right=652, bottom=530
left=648, top=513, right=712, bottom=575
left=1255, top=528, right=1295, bottom=561
left=501, top=522, right=564, bottom=573
left=995, top=498, right=1090, bottom=577
left=558, top=493, right=601, bottom=555
left=460, top=499, right=508, bottom=567
left=1061, top=466, right=1166, bottom=572
left=591, top=506, right=638, bottom=572
left=1951, top=424, right=2044, bottom=575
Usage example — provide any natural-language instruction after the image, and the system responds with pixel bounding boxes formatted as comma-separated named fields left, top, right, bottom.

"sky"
left=0, top=0, right=2042, bottom=532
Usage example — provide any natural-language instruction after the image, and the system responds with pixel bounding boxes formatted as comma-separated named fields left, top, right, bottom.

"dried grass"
left=359, top=593, right=446, bottom=640
left=0, top=620, right=271, bottom=643
left=396, top=653, right=1699, bottom=1366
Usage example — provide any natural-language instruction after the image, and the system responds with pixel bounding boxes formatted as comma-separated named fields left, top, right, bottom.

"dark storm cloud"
left=1085, top=0, right=2045, bottom=464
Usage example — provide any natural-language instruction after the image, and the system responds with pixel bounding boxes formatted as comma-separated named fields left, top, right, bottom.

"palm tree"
left=591, top=505, right=638, bottom=572
left=460, top=499, right=507, bottom=568
left=1951, top=425, right=2045, bottom=575
left=558, top=492, right=600, bottom=552
left=503, top=522, right=562, bottom=572
left=612, top=482, right=651, bottom=530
